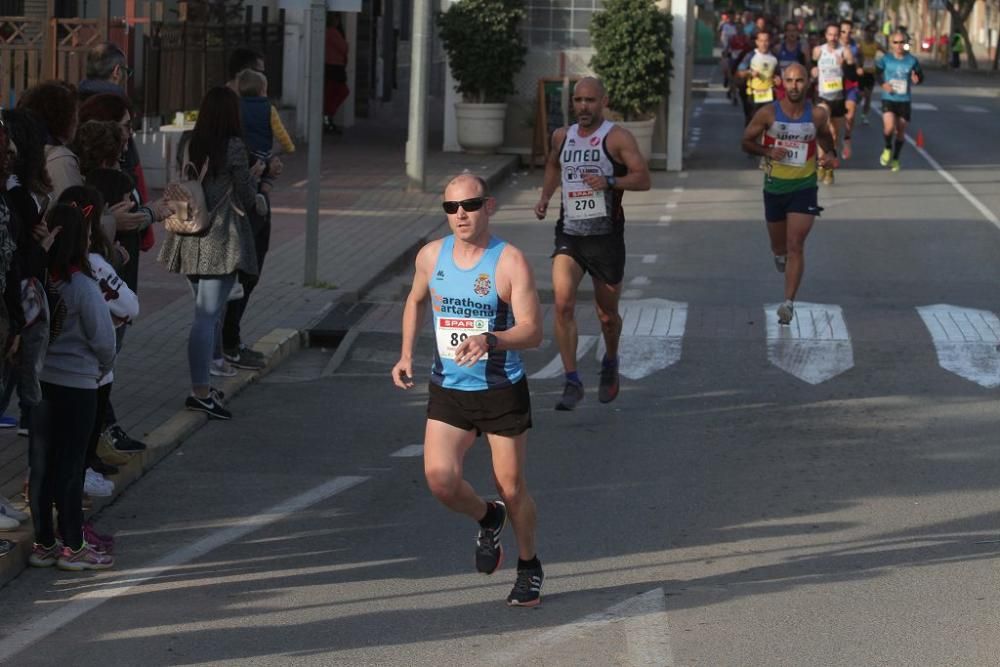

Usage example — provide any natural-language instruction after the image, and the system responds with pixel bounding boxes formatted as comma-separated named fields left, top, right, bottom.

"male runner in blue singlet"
left=392, top=174, right=545, bottom=607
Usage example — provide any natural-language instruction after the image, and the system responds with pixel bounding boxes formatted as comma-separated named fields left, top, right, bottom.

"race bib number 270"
left=565, top=188, right=608, bottom=221
left=436, top=317, right=489, bottom=361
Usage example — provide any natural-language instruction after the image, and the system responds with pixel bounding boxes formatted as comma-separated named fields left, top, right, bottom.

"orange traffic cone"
left=916, top=129, right=925, bottom=148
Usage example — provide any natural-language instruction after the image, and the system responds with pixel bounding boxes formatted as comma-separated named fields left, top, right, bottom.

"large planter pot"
left=616, top=118, right=656, bottom=162
left=455, top=102, right=508, bottom=154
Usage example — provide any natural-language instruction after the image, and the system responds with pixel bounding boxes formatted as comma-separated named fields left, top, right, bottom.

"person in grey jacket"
left=28, top=204, right=116, bottom=571
left=158, top=86, right=262, bottom=420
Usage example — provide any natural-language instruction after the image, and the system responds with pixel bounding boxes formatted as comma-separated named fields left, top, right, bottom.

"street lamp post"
left=406, top=0, right=431, bottom=192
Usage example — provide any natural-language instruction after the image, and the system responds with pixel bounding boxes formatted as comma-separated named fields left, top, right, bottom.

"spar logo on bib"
left=473, top=273, right=492, bottom=297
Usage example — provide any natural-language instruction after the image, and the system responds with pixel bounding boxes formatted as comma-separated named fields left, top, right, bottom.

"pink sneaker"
left=83, top=521, right=114, bottom=553
left=56, top=543, right=114, bottom=571
left=29, top=541, right=62, bottom=568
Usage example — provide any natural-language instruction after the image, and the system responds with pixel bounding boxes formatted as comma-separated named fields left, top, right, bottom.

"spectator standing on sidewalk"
left=221, top=47, right=289, bottom=370
left=0, top=109, right=51, bottom=438
left=28, top=204, right=116, bottom=571
left=950, top=32, right=963, bottom=69
left=17, top=82, right=82, bottom=201
left=324, top=13, right=350, bottom=134
left=158, top=86, right=262, bottom=420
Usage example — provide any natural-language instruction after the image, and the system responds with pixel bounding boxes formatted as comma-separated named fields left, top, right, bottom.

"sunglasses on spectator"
left=442, top=197, right=486, bottom=214
left=892, top=40, right=906, bottom=44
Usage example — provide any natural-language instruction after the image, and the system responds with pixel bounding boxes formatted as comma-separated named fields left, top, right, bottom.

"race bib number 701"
left=435, top=317, right=489, bottom=361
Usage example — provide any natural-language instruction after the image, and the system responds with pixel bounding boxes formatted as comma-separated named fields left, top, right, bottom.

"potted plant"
left=437, top=0, right=526, bottom=153
left=589, top=0, right=673, bottom=160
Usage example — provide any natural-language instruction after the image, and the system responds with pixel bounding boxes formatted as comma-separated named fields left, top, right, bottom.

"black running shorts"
left=860, top=73, right=876, bottom=91
left=427, top=377, right=532, bottom=437
left=882, top=100, right=912, bottom=121
left=763, top=187, right=822, bottom=223
left=553, top=230, right=626, bottom=286
left=819, top=97, right=847, bottom=118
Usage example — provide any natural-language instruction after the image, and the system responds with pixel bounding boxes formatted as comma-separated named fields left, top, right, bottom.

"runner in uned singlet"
left=534, top=76, right=650, bottom=411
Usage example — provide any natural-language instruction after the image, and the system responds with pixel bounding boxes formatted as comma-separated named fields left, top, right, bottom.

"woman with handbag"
left=158, top=86, right=262, bottom=420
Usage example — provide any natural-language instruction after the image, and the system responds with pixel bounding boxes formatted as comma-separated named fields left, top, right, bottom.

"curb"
left=0, top=327, right=304, bottom=590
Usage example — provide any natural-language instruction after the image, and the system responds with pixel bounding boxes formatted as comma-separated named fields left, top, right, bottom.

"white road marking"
left=679, top=172, right=689, bottom=178
left=957, top=104, right=989, bottom=113
left=641, top=254, right=657, bottom=264
left=703, top=98, right=728, bottom=105
left=765, top=302, right=854, bottom=384
left=665, top=202, right=678, bottom=209
left=390, top=444, right=425, bottom=457
left=917, top=304, right=1000, bottom=388
left=907, top=135, right=1000, bottom=231
left=496, top=588, right=674, bottom=666
left=658, top=215, right=673, bottom=226
left=595, top=298, right=688, bottom=379
left=672, top=186, right=685, bottom=193
left=630, top=276, right=651, bottom=286
left=910, top=102, right=938, bottom=111
left=0, top=476, right=371, bottom=663
left=530, top=334, right=598, bottom=380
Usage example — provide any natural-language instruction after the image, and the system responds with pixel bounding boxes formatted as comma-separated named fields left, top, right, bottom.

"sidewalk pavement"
left=0, top=120, right=520, bottom=586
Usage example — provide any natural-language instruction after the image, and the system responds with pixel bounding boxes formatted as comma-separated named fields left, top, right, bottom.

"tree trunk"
left=993, top=24, right=1000, bottom=71
left=947, top=6, right=978, bottom=70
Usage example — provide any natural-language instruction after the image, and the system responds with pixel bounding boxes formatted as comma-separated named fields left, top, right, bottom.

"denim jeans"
left=188, top=274, right=236, bottom=387
left=30, top=382, right=97, bottom=549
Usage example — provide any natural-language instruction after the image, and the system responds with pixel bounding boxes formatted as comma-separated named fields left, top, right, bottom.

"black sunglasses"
left=442, top=197, right=486, bottom=214
left=892, top=40, right=906, bottom=44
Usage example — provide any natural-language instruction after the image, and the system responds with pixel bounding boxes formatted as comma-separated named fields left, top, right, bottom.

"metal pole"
left=304, top=1, right=325, bottom=285
left=406, top=0, right=430, bottom=191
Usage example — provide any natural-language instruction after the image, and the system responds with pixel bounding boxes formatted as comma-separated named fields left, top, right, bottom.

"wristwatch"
left=606, top=175, right=617, bottom=189
left=482, top=332, right=498, bottom=352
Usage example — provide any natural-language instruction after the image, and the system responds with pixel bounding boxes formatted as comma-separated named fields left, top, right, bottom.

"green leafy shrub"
left=590, top=0, right=673, bottom=120
left=436, top=0, right=527, bottom=103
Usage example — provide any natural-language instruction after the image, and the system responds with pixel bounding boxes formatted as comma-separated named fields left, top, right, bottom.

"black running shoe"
left=107, top=424, right=147, bottom=452
left=507, top=564, right=544, bottom=607
left=598, top=364, right=620, bottom=404
left=555, top=381, right=584, bottom=411
left=475, top=500, right=507, bottom=575
left=185, top=395, right=232, bottom=420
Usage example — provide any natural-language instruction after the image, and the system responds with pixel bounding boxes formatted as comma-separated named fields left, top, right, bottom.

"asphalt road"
left=0, top=70, right=999, bottom=666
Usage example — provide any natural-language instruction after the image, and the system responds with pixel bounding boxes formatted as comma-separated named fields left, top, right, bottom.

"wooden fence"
left=0, top=2, right=284, bottom=118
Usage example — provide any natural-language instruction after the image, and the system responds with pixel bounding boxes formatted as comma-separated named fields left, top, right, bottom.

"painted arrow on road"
left=917, top=304, right=1000, bottom=388
left=495, top=587, right=675, bottom=666
left=765, top=302, right=854, bottom=384
left=595, top=299, right=688, bottom=380
left=531, top=299, right=688, bottom=381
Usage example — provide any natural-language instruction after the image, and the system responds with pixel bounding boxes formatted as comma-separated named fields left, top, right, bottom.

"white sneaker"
left=210, top=359, right=238, bottom=377
left=84, top=468, right=115, bottom=498
left=0, top=513, right=20, bottom=531
left=0, top=496, right=28, bottom=522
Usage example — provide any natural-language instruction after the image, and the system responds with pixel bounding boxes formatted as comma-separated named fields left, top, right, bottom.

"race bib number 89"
left=436, top=317, right=489, bottom=361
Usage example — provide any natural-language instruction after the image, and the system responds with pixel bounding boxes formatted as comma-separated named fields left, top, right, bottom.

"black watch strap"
left=483, top=332, right=498, bottom=352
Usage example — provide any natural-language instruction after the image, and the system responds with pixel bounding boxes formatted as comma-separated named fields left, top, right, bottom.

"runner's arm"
left=608, top=129, right=651, bottom=192
left=911, top=61, right=924, bottom=84
left=814, top=106, right=837, bottom=160
left=740, top=106, right=777, bottom=158
left=452, top=247, right=542, bottom=363
left=534, top=127, right=566, bottom=220
left=392, top=243, right=436, bottom=388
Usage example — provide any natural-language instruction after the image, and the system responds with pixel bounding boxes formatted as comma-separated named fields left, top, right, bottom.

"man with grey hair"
left=79, top=42, right=130, bottom=100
